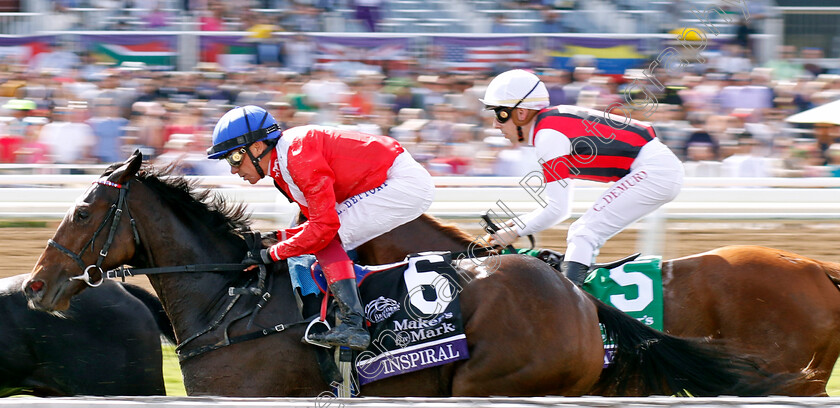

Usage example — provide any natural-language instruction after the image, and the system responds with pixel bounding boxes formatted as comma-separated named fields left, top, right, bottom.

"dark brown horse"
left=22, top=152, right=795, bottom=396
left=357, top=217, right=838, bottom=396
left=0, top=275, right=173, bottom=396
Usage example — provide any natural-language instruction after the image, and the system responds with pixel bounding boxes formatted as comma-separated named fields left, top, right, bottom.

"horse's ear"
left=110, top=150, right=143, bottom=184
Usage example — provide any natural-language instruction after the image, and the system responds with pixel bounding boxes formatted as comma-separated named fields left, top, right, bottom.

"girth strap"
left=177, top=317, right=313, bottom=362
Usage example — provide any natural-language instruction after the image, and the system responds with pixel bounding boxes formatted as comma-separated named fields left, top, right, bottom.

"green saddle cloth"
left=582, top=256, right=664, bottom=331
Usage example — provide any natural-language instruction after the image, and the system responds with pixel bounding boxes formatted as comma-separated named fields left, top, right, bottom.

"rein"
left=446, top=213, right=537, bottom=260
left=49, top=179, right=309, bottom=362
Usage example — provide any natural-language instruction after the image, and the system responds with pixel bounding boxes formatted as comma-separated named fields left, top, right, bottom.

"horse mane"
left=417, top=214, right=477, bottom=247
left=127, top=164, right=252, bottom=237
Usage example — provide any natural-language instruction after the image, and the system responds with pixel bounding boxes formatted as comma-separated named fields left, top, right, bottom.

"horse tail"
left=120, top=283, right=176, bottom=345
left=587, top=293, right=802, bottom=396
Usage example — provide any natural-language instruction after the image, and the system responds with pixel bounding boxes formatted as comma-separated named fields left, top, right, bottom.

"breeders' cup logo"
left=365, top=296, right=401, bottom=323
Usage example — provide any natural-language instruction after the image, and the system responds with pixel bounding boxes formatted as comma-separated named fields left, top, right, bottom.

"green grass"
left=828, top=364, right=840, bottom=396
left=162, top=345, right=186, bottom=396
left=159, top=343, right=840, bottom=396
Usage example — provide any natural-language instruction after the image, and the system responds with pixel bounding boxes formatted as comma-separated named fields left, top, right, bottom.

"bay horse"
left=0, top=274, right=173, bottom=396
left=22, top=152, right=795, bottom=396
left=356, top=217, right=838, bottom=396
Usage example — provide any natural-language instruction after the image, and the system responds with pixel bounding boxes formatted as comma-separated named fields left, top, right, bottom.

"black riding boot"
left=561, top=261, right=589, bottom=287
left=308, top=278, right=371, bottom=350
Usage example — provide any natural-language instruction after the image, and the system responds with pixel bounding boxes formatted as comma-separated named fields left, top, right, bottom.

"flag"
left=545, top=37, right=652, bottom=76
left=433, top=36, right=531, bottom=73
left=199, top=34, right=256, bottom=69
left=0, top=35, right=53, bottom=65
left=82, top=34, right=176, bottom=68
left=315, top=36, right=409, bottom=65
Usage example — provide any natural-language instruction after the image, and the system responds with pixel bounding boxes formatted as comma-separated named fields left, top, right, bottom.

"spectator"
left=267, top=101, right=296, bottom=131
left=813, top=122, right=838, bottom=166
left=144, top=1, right=171, bottom=29
left=353, top=0, right=382, bottom=32
left=199, top=3, right=226, bottom=31
left=28, top=43, right=81, bottom=76
left=0, top=99, right=37, bottom=163
left=246, top=15, right=283, bottom=67
left=39, top=106, right=96, bottom=167
left=827, top=143, right=840, bottom=177
left=163, top=102, right=204, bottom=143
left=765, top=45, right=805, bottom=81
left=87, top=98, right=129, bottom=163
left=733, top=16, right=754, bottom=55
left=683, top=117, right=720, bottom=160
left=713, top=44, right=752, bottom=76
left=720, top=132, right=772, bottom=178
left=683, top=143, right=721, bottom=177
left=14, top=120, right=50, bottom=164
left=801, top=48, right=827, bottom=78
left=538, top=6, right=565, bottom=33
left=284, top=34, right=315, bottom=75
left=128, top=101, right=167, bottom=158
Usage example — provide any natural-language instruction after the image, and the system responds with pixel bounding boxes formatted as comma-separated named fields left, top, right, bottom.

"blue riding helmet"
left=207, top=105, right=281, bottom=159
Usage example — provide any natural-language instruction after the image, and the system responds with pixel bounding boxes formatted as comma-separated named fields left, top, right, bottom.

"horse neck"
left=128, top=196, right=298, bottom=341
left=357, top=216, right=476, bottom=264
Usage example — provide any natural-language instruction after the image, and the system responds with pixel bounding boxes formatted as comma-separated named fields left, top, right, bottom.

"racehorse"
left=22, top=152, right=796, bottom=397
left=357, top=216, right=838, bottom=396
left=0, top=274, right=173, bottom=396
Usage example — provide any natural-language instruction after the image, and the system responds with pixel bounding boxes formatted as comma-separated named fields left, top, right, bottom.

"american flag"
left=435, top=36, right=531, bottom=72
left=315, top=36, right=409, bottom=64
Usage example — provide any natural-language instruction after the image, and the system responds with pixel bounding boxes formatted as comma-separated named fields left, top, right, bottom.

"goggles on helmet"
left=487, top=80, right=541, bottom=124
left=223, top=147, right=247, bottom=167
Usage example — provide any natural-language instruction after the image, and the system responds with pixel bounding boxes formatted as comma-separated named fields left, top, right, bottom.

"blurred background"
left=1, top=0, right=840, bottom=262
left=0, top=0, right=837, bottom=179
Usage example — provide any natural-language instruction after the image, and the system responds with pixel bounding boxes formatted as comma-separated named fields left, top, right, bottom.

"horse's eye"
left=75, top=208, right=90, bottom=222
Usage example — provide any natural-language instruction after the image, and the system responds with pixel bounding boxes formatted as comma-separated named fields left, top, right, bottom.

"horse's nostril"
left=28, top=280, right=44, bottom=293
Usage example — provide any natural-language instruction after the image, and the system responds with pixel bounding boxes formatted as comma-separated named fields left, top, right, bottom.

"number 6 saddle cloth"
left=311, top=252, right=470, bottom=386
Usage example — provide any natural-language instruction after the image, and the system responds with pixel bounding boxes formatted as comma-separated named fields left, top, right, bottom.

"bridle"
left=48, top=179, right=139, bottom=287
left=45, top=177, right=310, bottom=361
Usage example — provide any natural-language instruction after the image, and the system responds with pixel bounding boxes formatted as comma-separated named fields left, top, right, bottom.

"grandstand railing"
left=2, top=175, right=836, bottom=255
left=1, top=175, right=838, bottom=221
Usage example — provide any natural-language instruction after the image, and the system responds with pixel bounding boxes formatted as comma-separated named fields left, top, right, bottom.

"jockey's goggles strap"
left=206, top=123, right=280, bottom=157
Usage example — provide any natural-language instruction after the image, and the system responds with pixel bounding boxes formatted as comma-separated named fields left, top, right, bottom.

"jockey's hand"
left=486, top=228, right=520, bottom=248
left=242, top=248, right=274, bottom=271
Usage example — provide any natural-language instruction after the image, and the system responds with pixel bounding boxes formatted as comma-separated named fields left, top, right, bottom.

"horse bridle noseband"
left=48, top=179, right=139, bottom=287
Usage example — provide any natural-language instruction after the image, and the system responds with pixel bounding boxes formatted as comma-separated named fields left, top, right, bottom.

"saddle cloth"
left=583, top=255, right=664, bottom=367
left=310, top=252, right=470, bottom=386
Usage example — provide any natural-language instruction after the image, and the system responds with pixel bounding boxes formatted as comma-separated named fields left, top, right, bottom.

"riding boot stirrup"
left=307, top=278, right=370, bottom=351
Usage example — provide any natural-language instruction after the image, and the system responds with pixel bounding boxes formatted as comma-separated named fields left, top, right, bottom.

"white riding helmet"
left=480, top=69, right=550, bottom=110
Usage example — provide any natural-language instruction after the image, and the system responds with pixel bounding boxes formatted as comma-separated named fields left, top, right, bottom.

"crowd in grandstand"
left=1, top=0, right=838, bottom=178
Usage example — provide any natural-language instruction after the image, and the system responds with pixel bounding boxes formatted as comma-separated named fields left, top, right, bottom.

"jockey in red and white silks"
left=207, top=106, right=434, bottom=350
left=522, top=105, right=684, bottom=269
left=479, top=70, right=683, bottom=286
left=268, top=125, right=434, bottom=259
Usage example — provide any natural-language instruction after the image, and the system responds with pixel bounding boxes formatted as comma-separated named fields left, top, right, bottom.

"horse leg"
left=450, top=256, right=603, bottom=396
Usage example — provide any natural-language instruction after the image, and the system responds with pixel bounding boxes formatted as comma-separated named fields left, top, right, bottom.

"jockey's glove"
left=242, top=248, right=274, bottom=266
